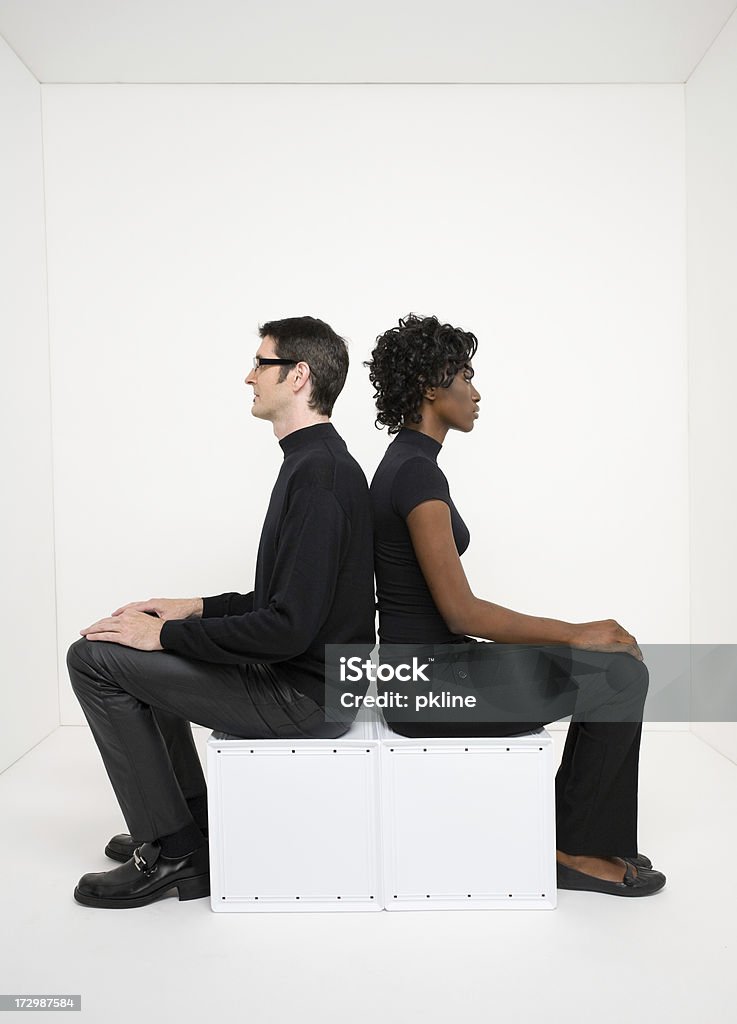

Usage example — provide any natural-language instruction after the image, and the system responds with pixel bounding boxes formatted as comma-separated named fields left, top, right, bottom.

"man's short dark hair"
left=259, top=316, right=349, bottom=417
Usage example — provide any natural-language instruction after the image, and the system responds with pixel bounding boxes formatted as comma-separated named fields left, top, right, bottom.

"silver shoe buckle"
left=133, top=847, right=153, bottom=875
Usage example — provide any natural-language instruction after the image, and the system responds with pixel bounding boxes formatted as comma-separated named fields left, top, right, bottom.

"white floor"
left=1, top=725, right=736, bottom=1023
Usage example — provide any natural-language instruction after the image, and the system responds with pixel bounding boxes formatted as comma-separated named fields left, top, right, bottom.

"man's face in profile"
left=245, top=334, right=293, bottom=422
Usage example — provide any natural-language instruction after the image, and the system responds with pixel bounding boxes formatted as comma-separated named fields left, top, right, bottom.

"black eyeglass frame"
left=251, top=357, right=299, bottom=370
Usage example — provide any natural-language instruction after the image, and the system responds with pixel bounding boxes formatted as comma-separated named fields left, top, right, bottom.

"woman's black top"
left=369, top=427, right=470, bottom=645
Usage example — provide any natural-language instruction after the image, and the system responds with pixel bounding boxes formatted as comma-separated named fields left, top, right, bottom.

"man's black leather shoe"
left=105, top=831, right=208, bottom=863
left=104, top=833, right=143, bottom=863
left=75, top=841, right=210, bottom=908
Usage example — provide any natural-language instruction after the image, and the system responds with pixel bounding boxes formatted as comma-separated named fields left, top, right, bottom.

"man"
left=67, top=316, right=376, bottom=909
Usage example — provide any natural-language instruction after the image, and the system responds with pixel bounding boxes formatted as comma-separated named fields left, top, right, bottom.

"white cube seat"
left=378, top=717, right=557, bottom=910
left=206, top=710, right=382, bottom=912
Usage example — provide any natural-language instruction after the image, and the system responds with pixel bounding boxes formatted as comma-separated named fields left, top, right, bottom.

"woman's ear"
left=423, top=385, right=437, bottom=402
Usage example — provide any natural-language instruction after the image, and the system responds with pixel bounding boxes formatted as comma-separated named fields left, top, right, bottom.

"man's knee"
left=67, top=635, right=106, bottom=667
left=66, top=637, right=114, bottom=695
left=67, top=636, right=91, bottom=671
left=67, top=637, right=94, bottom=691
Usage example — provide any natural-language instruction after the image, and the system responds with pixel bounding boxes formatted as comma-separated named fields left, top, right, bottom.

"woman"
left=365, top=313, right=666, bottom=897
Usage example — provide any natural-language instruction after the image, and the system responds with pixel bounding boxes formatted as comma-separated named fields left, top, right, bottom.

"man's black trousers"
left=66, top=637, right=344, bottom=844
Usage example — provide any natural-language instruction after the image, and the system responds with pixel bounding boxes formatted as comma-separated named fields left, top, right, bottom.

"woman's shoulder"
left=386, top=454, right=451, bottom=518
left=373, top=444, right=447, bottom=483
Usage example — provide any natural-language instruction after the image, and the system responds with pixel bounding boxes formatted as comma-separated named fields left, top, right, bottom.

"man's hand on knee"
left=80, top=608, right=166, bottom=651
left=110, top=597, right=203, bottom=620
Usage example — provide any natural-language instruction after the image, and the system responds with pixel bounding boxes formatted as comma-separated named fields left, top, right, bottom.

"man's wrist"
left=191, top=598, right=204, bottom=618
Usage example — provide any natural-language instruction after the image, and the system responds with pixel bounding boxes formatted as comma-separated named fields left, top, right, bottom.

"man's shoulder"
left=288, top=448, right=338, bottom=490
left=287, top=439, right=369, bottom=494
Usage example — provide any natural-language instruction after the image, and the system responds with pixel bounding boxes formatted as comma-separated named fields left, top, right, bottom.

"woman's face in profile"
left=432, top=365, right=481, bottom=433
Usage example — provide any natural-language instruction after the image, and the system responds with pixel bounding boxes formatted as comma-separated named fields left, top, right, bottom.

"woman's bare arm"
left=406, top=500, right=642, bottom=658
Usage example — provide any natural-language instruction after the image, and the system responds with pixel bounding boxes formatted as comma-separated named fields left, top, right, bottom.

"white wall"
left=0, top=37, right=58, bottom=770
left=40, top=84, right=689, bottom=724
left=686, top=10, right=737, bottom=762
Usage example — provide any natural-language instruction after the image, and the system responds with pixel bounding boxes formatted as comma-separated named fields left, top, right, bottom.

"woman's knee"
left=607, top=652, right=649, bottom=701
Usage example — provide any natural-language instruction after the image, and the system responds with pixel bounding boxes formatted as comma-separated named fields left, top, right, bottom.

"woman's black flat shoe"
left=75, top=841, right=210, bottom=908
left=625, top=853, right=653, bottom=870
left=557, top=859, right=666, bottom=897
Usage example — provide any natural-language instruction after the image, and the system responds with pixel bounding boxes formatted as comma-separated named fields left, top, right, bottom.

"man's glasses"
left=252, top=357, right=298, bottom=370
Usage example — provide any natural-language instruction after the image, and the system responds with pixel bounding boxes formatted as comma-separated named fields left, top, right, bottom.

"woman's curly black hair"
left=364, top=313, right=478, bottom=433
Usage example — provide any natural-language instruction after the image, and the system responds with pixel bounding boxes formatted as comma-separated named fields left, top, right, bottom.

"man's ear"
left=423, top=385, right=437, bottom=402
left=293, top=360, right=311, bottom=393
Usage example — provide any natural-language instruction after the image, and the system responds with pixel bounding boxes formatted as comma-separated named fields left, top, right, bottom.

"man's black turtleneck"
left=370, top=427, right=470, bottom=645
left=160, top=422, right=376, bottom=705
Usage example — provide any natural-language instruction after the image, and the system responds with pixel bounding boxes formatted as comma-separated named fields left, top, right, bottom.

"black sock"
left=186, top=794, right=209, bottom=836
left=157, top=822, right=207, bottom=858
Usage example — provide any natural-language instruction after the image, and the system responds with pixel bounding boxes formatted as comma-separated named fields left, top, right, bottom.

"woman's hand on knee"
left=569, top=619, right=642, bottom=661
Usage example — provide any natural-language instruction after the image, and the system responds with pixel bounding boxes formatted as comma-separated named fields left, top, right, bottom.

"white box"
left=378, top=719, right=557, bottom=910
left=206, top=712, right=382, bottom=912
